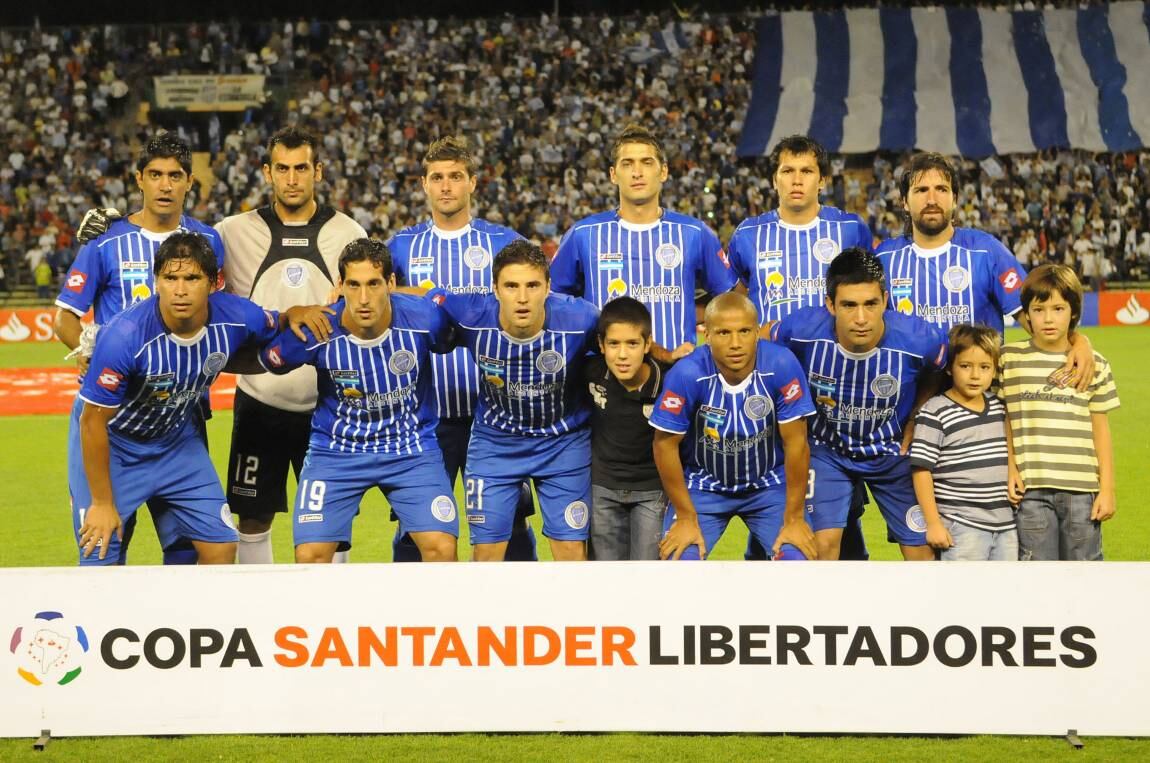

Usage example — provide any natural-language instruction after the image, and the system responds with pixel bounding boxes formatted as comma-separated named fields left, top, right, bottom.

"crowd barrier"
left=3, top=562, right=1148, bottom=737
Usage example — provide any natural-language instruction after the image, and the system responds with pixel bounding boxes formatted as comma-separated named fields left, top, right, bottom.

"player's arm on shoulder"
left=74, top=207, right=121, bottom=244
left=78, top=402, right=122, bottom=560
left=281, top=301, right=336, bottom=342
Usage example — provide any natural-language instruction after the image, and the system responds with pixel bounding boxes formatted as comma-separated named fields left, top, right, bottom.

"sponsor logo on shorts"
left=232, top=487, right=257, bottom=498
left=779, top=378, right=803, bottom=404
left=466, top=514, right=486, bottom=525
left=564, top=500, right=589, bottom=530
left=658, top=390, right=685, bottom=414
left=999, top=268, right=1022, bottom=293
left=655, top=243, right=682, bottom=269
left=943, top=266, right=970, bottom=292
left=298, top=513, right=324, bottom=523
left=389, top=350, right=417, bottom=376
left=203, top=352, right=228, bottom=377
left=220, top=503, right=234, bottom=529
left=65, top=271, right=87, bottom=292
left=743, top=395, right=772, bottom=420
left=536, top=350, right=565, bottom=374
left=812, top=237, right=840, bottom=264
left=870, top=374, right=898, bottom=398
left=431, top=495, right=456, bottom=523
left=906, top=505, right=927, bottom=533
left=97, top=368, right=123, bottom=392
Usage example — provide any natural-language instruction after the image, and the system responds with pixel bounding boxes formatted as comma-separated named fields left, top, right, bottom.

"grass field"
left=1, top=328, right=1147, bottom=757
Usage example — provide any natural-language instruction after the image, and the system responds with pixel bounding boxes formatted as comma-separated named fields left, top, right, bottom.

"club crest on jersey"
left=119, top=261, right=149, bottom=282
left=388, top=350, right=417, bottom=375
left=202, top=352, right=228, bottom=377
left=870, top=374, right=898, bottom=398
left=779, top=378, right=804, bottom=404
left=536, top=350, right=565, bottom=374
left=943, top=265, right=970, bottom=292
left=431, top=495, right=457, bottom=522
left=743, top=395, right=772, bottom=420
left=282, top=263, right=308, bottom=288
left=655, top=243, right=682, bottom=269
left=564, top=500, right=589, bottom=529
left=463, top=246, right=491, bottom=270
left=332, top=370, right=363, bottom=399
left=812, top=238, right=840, bottom=264
left=96, top=368, right=123, bottom=392
left=658, top=389, right=685, bottom=414
left=65, top=271, right=88, bottom=292
left=598, top=252, right=623, bottom=271
left=999, top=268, right=1022, bottom=293
left=607, top=277, right=628, bottom=299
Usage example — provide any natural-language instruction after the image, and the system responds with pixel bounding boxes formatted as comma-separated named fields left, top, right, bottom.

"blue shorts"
left=807, top=445, right=926, bottom=547
left=464, top=426, right=591, bottom=544
left=664, top=486, right=796, bottom=561
left=68, top=412, right=237, bottom=567
left=294, top=447, right=458, bottom=550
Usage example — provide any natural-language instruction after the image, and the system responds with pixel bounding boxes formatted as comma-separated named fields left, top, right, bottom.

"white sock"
left=237, top=530, right=274, bottom=564
left=331, top=550, right=350, bottom=564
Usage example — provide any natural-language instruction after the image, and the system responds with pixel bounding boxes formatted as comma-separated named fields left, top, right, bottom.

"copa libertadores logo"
left=9, top=611, right=89, bottom=686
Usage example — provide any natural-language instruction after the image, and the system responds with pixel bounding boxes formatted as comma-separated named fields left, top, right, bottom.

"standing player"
left=258, top=239, right=459, bottom=562
left=389, top=137, right=538, bottom=562
left=75, top=233, right=280, bottom=565
left=550, top=123, right=737, bottom=360
left=877, top=152, right=1094, bottom=388
left=651, top=292, right=816, bottom=561
left=727, top=134, right=874, bottom=561
left=426, top=241, right=599, bottom=561
left=770, top=249, right=948, bottom=561
left=214, top=126, right=367, bottom=564
left=56, top=134, right=224, bottom=565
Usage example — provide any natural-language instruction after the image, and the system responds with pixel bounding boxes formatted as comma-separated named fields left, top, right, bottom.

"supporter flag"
left=737, top=1, right=1150, bottom=157
left=655, top=22, right=690, bottom=57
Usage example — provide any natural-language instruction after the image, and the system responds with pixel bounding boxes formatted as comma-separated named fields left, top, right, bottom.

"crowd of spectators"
left=2, top=11, right=1149, bottom=297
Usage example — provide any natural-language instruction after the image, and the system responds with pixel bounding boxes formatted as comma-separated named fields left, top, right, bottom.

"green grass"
left=1, top=329, right=1147, bottom=754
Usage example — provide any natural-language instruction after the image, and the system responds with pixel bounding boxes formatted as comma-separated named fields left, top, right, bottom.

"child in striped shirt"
left=1000, top=265, right=1120, bottom=561
left=910, top=324, right=1015, bottom=560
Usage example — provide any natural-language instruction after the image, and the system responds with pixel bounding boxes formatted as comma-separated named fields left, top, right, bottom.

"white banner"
left=3, top=562, right=1148, bottom=737
left=153, top=75, right=266, bottom=111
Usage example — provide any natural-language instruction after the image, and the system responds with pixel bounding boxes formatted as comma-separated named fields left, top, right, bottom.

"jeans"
left=589, top=485, right=666, bottom=560
left=939, top=518, right=1019, bottom=561
left=1017, top=488, right=1102, bottom=561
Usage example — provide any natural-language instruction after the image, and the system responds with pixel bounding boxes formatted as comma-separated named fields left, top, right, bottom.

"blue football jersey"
left=389, top=218, right=523, bottom=420
left=876, top=228, right=1025, bottom=334
left=648, top=341, right=815, bottom=495
left=432, top=290, right=599, bottom=437
left=260, top=294, right=451, bottom=455
left=551, top=210, right=737, bottom=348
left=56, top=216, right=226, bottom=325
left=772, top=306, right=948, bottom=458
left=728, top=207, right=873, bottom=322
left=79, top=292, right=278, bottom=455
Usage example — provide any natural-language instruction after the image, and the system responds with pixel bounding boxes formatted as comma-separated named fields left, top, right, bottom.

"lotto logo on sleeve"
left=266, top=346, right=284, bottom=369
left=658, top=390, right=685, bottom=414
left=999, top=269, right=1022, bottom=293
left=780, top=378, right=803, bottom=404
left=717, top=248, right=731, bottom=269
left=65, top=271, right=87, bottom=292
left=264, top=311, right=276, bottom=329
left=96, top=368, right=123, bottom=392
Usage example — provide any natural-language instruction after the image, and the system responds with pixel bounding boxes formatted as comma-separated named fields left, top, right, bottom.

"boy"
left=1000, top=264, right=1120, bottom=561
left=910, top=324, right=1015, bottom=560
left=583, top=297, right=667, bottom=560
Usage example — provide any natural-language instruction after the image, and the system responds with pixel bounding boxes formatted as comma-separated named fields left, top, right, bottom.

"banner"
left=3, top=562, right=1149, bottom=737
left=738, top=2, right=1150, bottom=157
left=0, top=309, right=71, bottom=343
left=1097, top=291, right=1150, bottom=326
left=153, top=75, right=266, bottom=111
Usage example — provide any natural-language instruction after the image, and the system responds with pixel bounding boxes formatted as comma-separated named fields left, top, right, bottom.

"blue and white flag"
left=737, top=2, right=1150, bottom=157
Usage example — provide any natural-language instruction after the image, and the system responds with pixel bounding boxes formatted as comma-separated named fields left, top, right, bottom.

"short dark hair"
left=947, top=324, right=1001, bottom=370
left=137, top=134, right=192, bottom=175
left=826, top=247, right=886, bottom=301
left=769, top=135, right=829, bottom=178
left=423, top=136, right=477, bottom=176
left=898, top=152, right=958, bottom=200
left=1021, top=264, right=1083, bottom=331
left=597, top=296, right=651, bottom=341
left=338, top=238, right=393, bottom=281
left=267, top=126, right=320, bottom=163
left=610, top=123, right=666, bottom=166
left=493, top=240, right=549, bottom=283
left=153, top=232, right=218, bottom=283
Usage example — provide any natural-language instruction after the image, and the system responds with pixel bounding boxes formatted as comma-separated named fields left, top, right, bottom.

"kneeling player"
left=652, top=292, right=816, bottom=561
left=259, top=239, right=459, bottom=562
left=770, top=248, right=948, bottom=560
left=428, top=240, right=599, bottom=561
left=75, top=233, right=281, bottom=564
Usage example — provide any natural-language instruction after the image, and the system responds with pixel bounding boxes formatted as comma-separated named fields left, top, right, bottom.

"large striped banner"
left=737, top=2, right=1150, bottom=157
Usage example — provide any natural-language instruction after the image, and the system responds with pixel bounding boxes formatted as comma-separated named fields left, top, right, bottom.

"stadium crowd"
left=3, top=11, right=1150, bottom=295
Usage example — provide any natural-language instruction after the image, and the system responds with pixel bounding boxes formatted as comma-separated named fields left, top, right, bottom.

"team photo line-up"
left=56, top=123, right=1118, bottom=566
